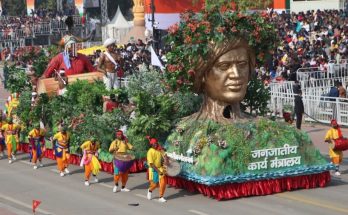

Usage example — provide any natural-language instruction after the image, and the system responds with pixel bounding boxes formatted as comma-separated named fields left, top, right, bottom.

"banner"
left=144, top=0, right=203, bottom=30
left=273, top=0, right=286, bottom=10
left=85, top=0, right=100, bottom=8
left=150, top=46, right=164, bottom=70
left=26, top=0, right=35, bottom=15
left=75, top=0, right=84, bottom=16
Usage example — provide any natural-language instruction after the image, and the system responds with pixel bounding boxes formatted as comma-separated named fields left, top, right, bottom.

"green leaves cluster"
left=126, top=68, right=202, bottom=158
left=4, top=46, right=60, bottom=94
left=241, top=77, right=270, bottom=116
left=3, top=65, right=31, bottom=93
left=204, top=0, right=273, bottom=11
left=15, top=80, right=130, bottom=157
left=166, top=118, right=327, bottom=176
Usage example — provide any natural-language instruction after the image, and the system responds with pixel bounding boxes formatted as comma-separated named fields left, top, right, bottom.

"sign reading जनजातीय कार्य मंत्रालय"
left=248, top=144, right=301, bottom=171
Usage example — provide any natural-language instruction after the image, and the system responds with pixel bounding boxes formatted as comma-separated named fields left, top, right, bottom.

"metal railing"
left=269, top=92, right=348, bottom=126
left=297, top=63, right=348, bottom=81
left=0, top=15, right=84, bottom=42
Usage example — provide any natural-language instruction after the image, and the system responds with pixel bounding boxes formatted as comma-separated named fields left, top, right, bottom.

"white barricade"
left=33, top=22, right=51, bottom=35
left=297, top=64, right=348, bottom=81
left=268, top=92, right=348, bottom=126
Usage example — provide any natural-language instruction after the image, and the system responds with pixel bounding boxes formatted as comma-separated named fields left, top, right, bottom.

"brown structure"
left=121, top=0, right=147, bottom=44
left=37, top=72, right=103, bottom=96
left=186, top=39, right=255, bottom=124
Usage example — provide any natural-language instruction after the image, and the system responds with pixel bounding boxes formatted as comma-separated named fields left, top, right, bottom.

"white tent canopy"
left=105, top=6, right=132, bottom=43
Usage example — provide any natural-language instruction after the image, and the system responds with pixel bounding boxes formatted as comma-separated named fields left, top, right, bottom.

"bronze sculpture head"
left=194, top=38, right=255, bottom=103
left=187, top=38, right=255, bottom=123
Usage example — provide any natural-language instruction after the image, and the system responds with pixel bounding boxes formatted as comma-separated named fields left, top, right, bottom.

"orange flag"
left=32, top=200, right=41, bottom=213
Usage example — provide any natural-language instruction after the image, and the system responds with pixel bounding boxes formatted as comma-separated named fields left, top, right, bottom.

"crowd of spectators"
left=256, top=9, right=348, bottom=83
left=4, top=8, right=348, bottom=82
left=0, top=6, right=83, bottom=42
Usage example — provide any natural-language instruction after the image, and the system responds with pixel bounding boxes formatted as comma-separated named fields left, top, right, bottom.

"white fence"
left=297, top=64, right=348, bottom=81
left=269, top=75, right=348, bottom=125
left=270, top=77, right=348, bottom=98
left=0, top=15, right=84, bottom=41
left=269, top=92, right=348, bottom=126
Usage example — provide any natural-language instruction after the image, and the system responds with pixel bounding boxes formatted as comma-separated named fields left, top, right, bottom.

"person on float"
left=103, top=94, right=119, bottom=113
left=31, top=92, right=39, bottom=107
left=42, top=36, right=96, bottom=78
left=52, top=127, right=70, bottom=177
left=97, top=38, right=124, bottom=90
left=28, top=123, right=46, bottom=169
left=0, top=115, right=6, bottom=158
left=80, top=137, right=101, bottom=186
left=325, top=119, right=345, bottom=176
left=56, top=69, right=68, bottom=96
left=109, top=130, right=133, bottom=193
left=1, top=118, right=20, bottom=164
left=146, top=137, right=167, bottom=203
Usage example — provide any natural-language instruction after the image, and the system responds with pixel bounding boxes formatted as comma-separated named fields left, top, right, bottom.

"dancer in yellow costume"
left=146, top=137, right=167, bottom=203
left=109, top=130, right=133, bottom=193
left=80, top=138, right=101, bottom=186
left=28, top=123, right=46, bottom=169
left=52, top=127, right=70, bottom=177
left=325, top=119, right=344, bottom=176
left=1, top=118, right=20, bottom=163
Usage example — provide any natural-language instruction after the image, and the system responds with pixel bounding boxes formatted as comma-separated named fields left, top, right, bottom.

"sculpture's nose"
left=227, top=64, right=241, bottom=78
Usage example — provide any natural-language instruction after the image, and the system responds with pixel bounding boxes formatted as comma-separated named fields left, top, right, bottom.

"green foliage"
left=14, top=90, right=32, bottom=128
left=69, top=109, right=129, bottom=155
left=241, top=77, right=270, bottom=116
left=204, top=0, right=273, bottom=11
left=125, top=66, right=203, bottom=157
left=4, top=65, right=31, bottom=93
left=34, top=46, right=59, bottom=77
left=166, top=118, right=328, bottom=176
left=172, top=92, right=203, bottom=119
left=127, top=92, right=176, bottom=158
left=13, top=80, right=130, bottom=160
left=127, top=68, right=164, bottom=99
left=18, top=46, right=59, bottom=78
left=65, top=80, right=107, bottom=114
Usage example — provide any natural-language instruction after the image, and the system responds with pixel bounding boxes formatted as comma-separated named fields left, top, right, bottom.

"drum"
left=164, top=158, right=181, bottom=177
left=114, top=152, right=135, bottom=173
left=332, top=138, right=348, bottom=151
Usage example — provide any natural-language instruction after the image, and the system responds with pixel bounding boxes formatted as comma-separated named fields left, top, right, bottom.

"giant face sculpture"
left=203, top=46, right=250, bottom=104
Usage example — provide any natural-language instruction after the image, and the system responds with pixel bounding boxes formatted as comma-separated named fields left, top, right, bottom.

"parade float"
left=2, top=2, right=334, bottom=200
left=162, top=4, right=334, bottom=200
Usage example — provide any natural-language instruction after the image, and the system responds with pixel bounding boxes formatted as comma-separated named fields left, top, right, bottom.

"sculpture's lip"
left=225, top=82, right=243, bottom=87
left=227, top=85, right=242, bottom=90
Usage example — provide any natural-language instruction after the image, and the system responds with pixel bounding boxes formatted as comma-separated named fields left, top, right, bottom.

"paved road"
left=0, top=126, right=347, bottom=215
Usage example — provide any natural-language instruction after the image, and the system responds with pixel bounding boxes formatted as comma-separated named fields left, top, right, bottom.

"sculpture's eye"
left=237, top=61, right=248, bottom=67
left=217, top=63, right=230, bottom=70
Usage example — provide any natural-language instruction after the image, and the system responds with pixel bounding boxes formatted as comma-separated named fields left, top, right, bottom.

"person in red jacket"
left=41, top=36, right=95, bottom=78
left=103, top=94, right=119, bottom=113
